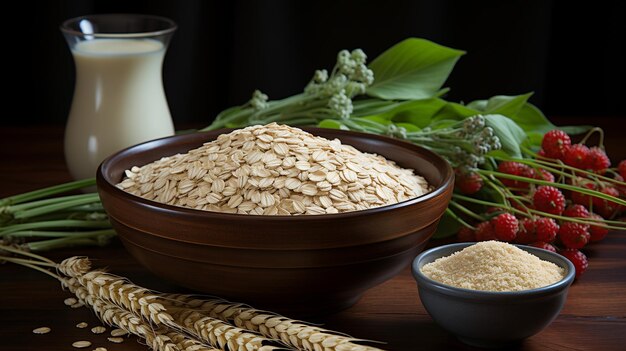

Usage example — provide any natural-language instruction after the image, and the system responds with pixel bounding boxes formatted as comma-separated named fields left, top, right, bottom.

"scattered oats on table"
left=32, top=327, right=50, bottom=334
left=91, top=326, right=106, bottom=334
left=107, top=337, right=124, bottom=344
left=118, top=123, right=432, bottom=215
left=76, top=322, right=88, bottom=328
left=110, top=328, right=128, bottom=337
left=72, top=340, right=92, bottom=348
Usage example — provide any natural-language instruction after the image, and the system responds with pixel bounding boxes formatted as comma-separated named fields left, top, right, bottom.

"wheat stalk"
left=161, top=295, right=385, bottom=351
left=64, top=277, right=219, bottom=351
left=58, top=258, right=282, bottom=351
left=3, top=249, right=384, bottom=351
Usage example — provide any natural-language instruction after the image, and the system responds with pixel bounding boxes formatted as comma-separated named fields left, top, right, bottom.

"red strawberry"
left=563, top=144, right=591, bottom=169
left=563, top=204, right=590, bottom=219
left=491, top=213, right=519, bottom=242
left=571, top=181, right=597, bottom=207
left=455, top=170, right=483, bottom=194
left=588, top=213, right=609, bottom=242
left=593, top=187, right=621, bottom=218
left=588, top=147, right=610, bottom=173
left=559, top=249, right=589, bottom=279
left=535, top=217, right=559, bottom=242
left=535, top=169, right=555, bottom=183
left=475, top=221, right=497, bottom=241
left=542, top=130, right=571, bottom=159
left=516, top=167, right=537, bottom=190
left=558, top=222, right=590, bottom=249
left=457, top=226, right=476, bottom=242
left=530, top=241, right=557, bottom=253
left=497, top=161, right=529, bottom=189
left=515, top=218, right=537, bottom=244
left=533, top=186, right=565, bottom=215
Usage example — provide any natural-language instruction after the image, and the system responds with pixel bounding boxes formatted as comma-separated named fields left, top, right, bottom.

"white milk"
left=65, top=38, right=175, bottom=180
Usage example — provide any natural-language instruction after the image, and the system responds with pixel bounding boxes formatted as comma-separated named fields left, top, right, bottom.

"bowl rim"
left=411, top=242, right=576, bottom=300
left=97, top=127, right=455, bottom=221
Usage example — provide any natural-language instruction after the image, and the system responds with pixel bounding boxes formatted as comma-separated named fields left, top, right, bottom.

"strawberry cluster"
left=454, top=129, right=626, bottom=279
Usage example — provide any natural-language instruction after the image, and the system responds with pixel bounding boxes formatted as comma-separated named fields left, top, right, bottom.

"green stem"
left=5, top=193, right=100, bottom=213
left=281, top=99, right=330, bottom=115
left=580, top=127, right=605, bottom=147
left=0, top=220, right=111, bottom=236
left=449, top=200, right=487, bottom=222
left=480, top=174, right=511, bottom=207
left=452, top=194, right=626, bottom=230
left=25, top=230, right=116, bottom=252
left=5, top=229, right=113, bottom=238
left=0, top=178, right=96, bottom=206
left=13, top=195, right=101, bottom=219
left=445, top=208, right=476, bottom=230
left=491, top=154, right=625, bottom=186
left=351, top=99, right=400, bottom=116
left=478, top=170, right=626, bottom=207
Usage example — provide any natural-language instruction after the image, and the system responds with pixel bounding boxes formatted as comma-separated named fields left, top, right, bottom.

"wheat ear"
left=64, top=277, right=219, bottom=351
left=162, top=294, right=386, bottom=351
left=59, top=258, right=282, bottom=351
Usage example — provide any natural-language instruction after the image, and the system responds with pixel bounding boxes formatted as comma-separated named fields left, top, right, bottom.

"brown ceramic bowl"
left=97, top=127, right=454, bottom=314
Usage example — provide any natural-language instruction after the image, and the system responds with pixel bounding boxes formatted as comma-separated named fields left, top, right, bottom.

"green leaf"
left=366, top=38, right=465, bottom=100
left=524, top=131, right=545, bottom=148
left=395, top=123, right=421, bottom=132
left=467, top=93, right=533, bottom=117
left=433, top=211, right=461, bottom=239
left=390, top=99, right=446, bottom=127
left=484, top=114, right=527, bottom=158
left=356, top=99, right=446, bottom=129
left=431, top=101, right=478, bottom=121
left=429, top=119, right=460, bottom=130
left=486, top=149, right=512, bottom=160
left=317, top=119, right=349, bottom=130
left=495, top=101, right=592, bottom=136
left=509, top=102, right=555, bottom=134
left=351, top=99, right=401, bottom=117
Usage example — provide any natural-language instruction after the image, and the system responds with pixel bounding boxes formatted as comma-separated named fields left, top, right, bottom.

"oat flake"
left=32, top=327, right=50, bottom=334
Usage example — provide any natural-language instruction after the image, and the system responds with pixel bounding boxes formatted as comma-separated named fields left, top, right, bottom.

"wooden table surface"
left=1, top=124, right=625, bottom=351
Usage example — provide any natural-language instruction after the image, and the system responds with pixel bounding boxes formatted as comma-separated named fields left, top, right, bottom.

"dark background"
left=6, top=0, right=626, bottom=127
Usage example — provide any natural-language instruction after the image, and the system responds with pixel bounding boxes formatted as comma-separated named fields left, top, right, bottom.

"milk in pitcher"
left=65, top=38, right=175, bottom=180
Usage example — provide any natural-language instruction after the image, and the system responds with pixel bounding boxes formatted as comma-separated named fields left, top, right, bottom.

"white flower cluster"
left=328, top=90, right=353, bottom=119
left=249, top=90, right=269, bottom=111
left=303, top=49, right=374, bottom=120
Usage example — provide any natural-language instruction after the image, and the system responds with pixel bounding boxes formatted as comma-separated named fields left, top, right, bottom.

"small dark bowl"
left=412, top=243, right=575, bottom=347
left=97, top=128, right=454, bottom=314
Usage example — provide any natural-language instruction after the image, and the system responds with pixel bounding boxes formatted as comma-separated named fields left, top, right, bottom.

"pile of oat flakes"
left=117, top=123, right=431, bottom=215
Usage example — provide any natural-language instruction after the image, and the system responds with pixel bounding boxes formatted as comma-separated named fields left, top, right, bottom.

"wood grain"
left=1, top=125, right=625, bottom=351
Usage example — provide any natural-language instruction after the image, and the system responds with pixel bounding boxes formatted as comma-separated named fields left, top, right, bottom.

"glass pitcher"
left=60, top=14, right=177, bottom=180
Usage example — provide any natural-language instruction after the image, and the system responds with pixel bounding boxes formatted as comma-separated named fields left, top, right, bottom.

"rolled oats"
left=119, top=123, right=431, bottom=215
